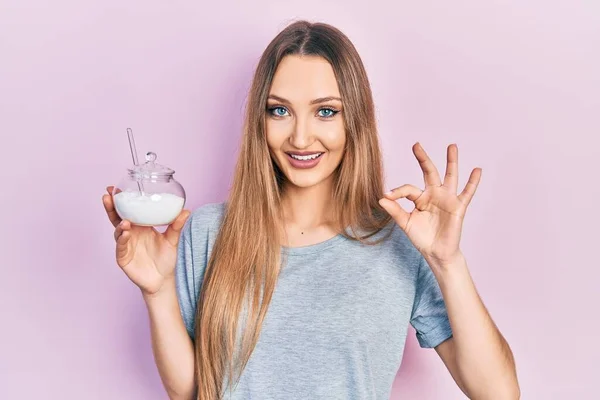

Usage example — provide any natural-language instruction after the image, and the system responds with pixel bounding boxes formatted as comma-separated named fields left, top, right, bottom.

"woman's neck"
left=280, top=177, right=335, bottom=232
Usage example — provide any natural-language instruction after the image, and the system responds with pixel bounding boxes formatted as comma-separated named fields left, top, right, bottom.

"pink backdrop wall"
left=1, top=1, right=599, bottom=398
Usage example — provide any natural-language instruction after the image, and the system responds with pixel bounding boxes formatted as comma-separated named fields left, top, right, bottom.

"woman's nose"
left=289, top=117, right=314, bottom=149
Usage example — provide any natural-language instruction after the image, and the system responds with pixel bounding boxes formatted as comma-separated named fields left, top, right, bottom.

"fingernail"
left=384, top=190, right=393, bottom=196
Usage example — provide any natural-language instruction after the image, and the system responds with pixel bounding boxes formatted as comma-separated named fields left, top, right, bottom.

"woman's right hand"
left=102, top=186, right=191, bottom=297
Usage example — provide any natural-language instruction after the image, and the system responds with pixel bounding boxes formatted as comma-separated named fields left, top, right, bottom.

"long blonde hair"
left=194, top=20, right=392, bottom=399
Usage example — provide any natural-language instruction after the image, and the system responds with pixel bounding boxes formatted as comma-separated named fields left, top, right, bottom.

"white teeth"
left=290, top=153, right=322, bottom=161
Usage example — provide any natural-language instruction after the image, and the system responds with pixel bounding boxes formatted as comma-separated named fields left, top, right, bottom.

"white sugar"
left=114, top=191, right=185, bottom=226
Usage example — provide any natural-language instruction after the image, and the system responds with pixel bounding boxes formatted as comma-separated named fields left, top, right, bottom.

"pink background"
left=1, top=1, right=599, bottom=398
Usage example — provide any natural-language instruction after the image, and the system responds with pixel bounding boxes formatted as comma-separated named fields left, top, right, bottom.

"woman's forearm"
left=428, top=252, right=520, bottom=399
left=143, top=278, right=196, bottom=400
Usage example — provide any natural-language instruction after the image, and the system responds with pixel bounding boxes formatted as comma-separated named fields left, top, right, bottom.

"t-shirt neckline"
left=281, top=233, right=345, bottom=256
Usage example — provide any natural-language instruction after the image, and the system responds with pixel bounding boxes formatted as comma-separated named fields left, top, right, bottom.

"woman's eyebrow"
left=267, top=94, right=291, bottom=104
left=310, top=96, right=342, bottom=105
left=267, top=94, right=342, bottom=105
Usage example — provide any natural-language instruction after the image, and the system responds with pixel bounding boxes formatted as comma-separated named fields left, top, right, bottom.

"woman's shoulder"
left=183, top=201, right=227, bottom=238
left=368, top=220, right=423, bottom=269
left=365, top=219, right=412, bottom=248
left=190, top=201, right=226, bottom=222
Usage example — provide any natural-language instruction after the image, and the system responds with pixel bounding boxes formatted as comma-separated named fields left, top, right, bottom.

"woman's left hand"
left=379, top=143, right=481, bottom=267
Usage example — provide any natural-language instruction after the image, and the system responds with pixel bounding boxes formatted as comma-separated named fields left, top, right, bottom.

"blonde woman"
left=103, top=20, right=519, bottom=400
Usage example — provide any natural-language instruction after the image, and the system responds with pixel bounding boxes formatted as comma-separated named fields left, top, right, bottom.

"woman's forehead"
left=269, top=55, right=341, bottom=103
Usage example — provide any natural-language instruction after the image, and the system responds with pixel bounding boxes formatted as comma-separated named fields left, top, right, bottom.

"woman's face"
left=266, top=55, right=346, bottom=189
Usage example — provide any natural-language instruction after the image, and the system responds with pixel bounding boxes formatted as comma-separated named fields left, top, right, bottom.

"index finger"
left=103, top=186, right=122, bottom=227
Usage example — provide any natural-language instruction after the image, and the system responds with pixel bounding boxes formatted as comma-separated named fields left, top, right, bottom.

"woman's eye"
left=317, top=108, right=338, bottom=118
left=269, top=107, right=289, bottom=117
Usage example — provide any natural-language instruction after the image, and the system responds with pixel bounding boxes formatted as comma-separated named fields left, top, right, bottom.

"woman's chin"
left=283, top=171, right=332, bottom=189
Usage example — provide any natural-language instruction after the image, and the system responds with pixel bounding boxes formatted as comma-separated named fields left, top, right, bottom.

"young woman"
left=103, top=20, right=519, bottom=400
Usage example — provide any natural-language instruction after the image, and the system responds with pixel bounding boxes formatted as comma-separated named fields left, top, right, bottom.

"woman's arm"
left=143, top=278, right=196, bottom=400
left=429, top=252, right=519, bottom=399
left=379, top=143, right=520, bottom=398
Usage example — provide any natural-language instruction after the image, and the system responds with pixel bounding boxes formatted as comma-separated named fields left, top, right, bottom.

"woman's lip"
left=285, top=151, right=324, bottom=156
left=286, top=152, right=324, bottom=169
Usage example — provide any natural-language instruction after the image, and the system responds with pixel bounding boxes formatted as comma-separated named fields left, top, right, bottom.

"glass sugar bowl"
left=112, top=151, right=186, bottom=226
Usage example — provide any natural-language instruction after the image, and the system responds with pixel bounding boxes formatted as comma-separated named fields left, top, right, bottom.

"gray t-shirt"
left=175, top=202, right=452, bottom=399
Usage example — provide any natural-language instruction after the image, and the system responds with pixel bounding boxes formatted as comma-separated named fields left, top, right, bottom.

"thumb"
left=379, top=198, right=410, bottom=231
left=164, top=210, right=191, bottom=247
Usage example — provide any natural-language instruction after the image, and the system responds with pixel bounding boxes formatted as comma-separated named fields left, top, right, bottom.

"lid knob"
left=145, top=151, right=157, bottom=164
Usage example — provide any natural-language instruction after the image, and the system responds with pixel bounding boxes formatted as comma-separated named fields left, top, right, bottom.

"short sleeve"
left=410, top=256, right=453, bottom=348
left=174, top=203, right=224, bottom=340
left=175, top=217, right=198, bottom=339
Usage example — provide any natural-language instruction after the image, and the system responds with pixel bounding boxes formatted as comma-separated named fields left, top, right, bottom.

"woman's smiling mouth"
left=285, top=151, right=325, bottom=169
